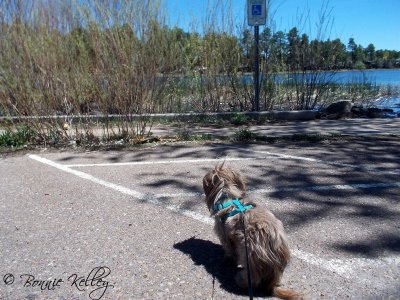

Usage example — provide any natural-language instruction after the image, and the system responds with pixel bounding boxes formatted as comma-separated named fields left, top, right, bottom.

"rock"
left=367, top=107, right=384, bottom=118
left=351, top=106, right=393, bottom=118
left=324, top=100, right=353, bottom=119
left=351, top=105, right=367, bottom=117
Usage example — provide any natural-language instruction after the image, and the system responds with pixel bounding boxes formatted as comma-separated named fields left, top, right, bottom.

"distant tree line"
left=153, top=25, right=400, bottom=74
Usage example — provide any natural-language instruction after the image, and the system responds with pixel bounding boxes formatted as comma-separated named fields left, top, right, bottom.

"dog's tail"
left=273, top=286, right=303, bottom=300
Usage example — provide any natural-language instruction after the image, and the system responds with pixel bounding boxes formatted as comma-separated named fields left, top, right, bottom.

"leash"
left=241, top=211, right=253, bottom=300
left=213, top=197, right=254, bottom=299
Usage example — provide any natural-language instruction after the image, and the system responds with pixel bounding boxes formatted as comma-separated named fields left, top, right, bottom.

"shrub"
left=233, top=128, right=256, bottom=142
left=231, top=113, right=250, bottom=125
left=0, top=126, right=37, bottom=147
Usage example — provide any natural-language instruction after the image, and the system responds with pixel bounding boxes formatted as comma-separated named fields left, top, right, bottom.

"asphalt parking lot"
left=1, top=137, right=399, bottom=299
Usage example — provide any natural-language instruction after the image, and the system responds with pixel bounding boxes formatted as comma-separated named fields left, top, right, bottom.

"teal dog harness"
left=213, top=198, right=254, bottom=221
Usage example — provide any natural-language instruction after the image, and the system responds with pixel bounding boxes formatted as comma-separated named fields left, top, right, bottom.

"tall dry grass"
left=0, top=0, right=176, bottom=144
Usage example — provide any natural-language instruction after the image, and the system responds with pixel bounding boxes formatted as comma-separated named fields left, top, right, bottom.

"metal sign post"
left=254, top=25, right=260, bottom=112
left=247, top=0, right=266, bottom=111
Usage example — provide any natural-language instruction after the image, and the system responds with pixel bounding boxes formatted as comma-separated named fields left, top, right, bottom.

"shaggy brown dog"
left=203, top=164, right=301, bottom=300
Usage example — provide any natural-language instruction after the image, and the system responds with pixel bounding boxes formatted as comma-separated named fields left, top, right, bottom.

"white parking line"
left=65, top=148, right=400, bottom=176
left=28, top=154, right=400, bottom=285
left=291, top=249, right=400, bottom=280
left=154, top=181, right=400, bottom=199
left=65, top=157, right=258, bottom=168
left=223, top=146, right=400, bottom=176
left=249, top=182, right=400, bottom=193
left=29, top=154, right=213, bottom=225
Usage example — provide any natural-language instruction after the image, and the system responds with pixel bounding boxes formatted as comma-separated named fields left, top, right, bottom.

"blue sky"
left=165, top=0, right=400, bottom=51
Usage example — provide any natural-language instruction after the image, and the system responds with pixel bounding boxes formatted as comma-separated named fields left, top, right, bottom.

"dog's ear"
left=231, top=169, right=247, bottom=192
left=202, top=170, right=214, bottom=196
left=216, top=164, right=247, bottom=192
left=212, top=173, right=223, bottom=187
left=203, top=169, right=223, bottom=196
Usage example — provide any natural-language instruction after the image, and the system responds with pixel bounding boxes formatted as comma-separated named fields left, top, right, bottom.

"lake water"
left=267, top=69, right=400, bottom=114
left=332, top=69, right=400, bottom=86
left=344, top=69, right=400, bottom=114
left=260, top=69, right=400, bottom=86
left=375, top=96, right=400, bottom=115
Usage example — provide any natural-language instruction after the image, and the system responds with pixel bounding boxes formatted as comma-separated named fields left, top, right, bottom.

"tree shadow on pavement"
left=173, top=237, right=267, bottom=297
left=331, top=232, right=400, bottom=257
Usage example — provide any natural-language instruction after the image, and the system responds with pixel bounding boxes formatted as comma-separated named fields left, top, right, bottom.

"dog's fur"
left=203, top=164, right=300, bottom=300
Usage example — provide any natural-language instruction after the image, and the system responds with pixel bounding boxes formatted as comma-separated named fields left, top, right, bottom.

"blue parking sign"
left=252, top=4, right=262, bottom=16
left=247, top=0, right=266, bottom=26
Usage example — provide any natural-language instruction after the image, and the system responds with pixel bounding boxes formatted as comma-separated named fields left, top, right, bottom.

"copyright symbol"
left=3, top=273, right=15, bottom=285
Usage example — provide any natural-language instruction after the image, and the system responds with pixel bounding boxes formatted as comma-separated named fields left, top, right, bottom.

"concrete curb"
left=0, top=110, right=318, bottom=123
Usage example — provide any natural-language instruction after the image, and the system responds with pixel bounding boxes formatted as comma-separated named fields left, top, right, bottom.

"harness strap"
left=213, top=198, right=254, bottom=221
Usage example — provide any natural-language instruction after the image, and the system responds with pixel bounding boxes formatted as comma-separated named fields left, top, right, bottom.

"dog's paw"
left=234, top=270, right=249, bottom=289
